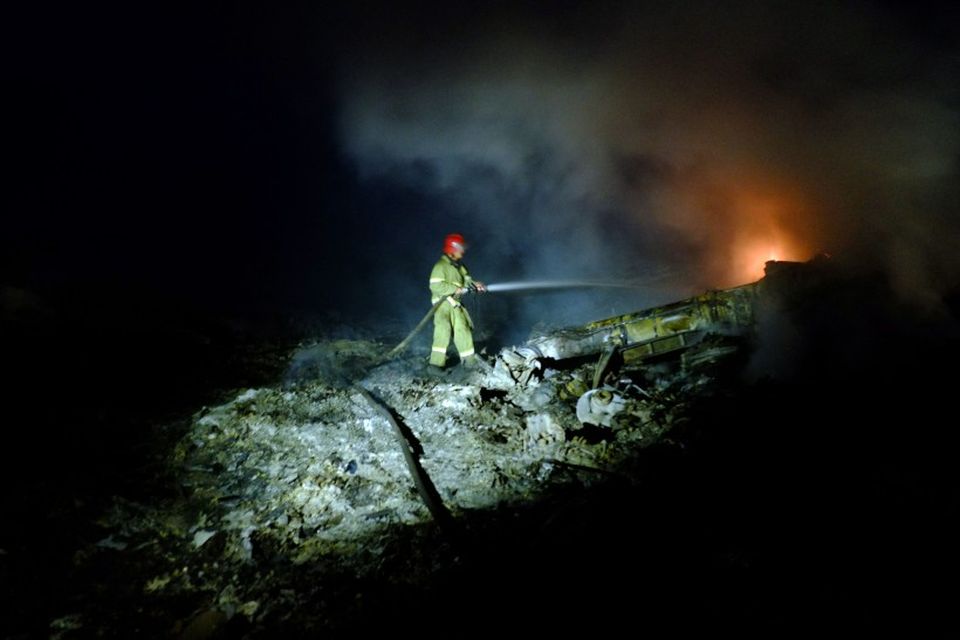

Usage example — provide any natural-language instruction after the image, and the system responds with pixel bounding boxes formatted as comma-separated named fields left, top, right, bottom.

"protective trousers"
left=430, top=301, right=474, bottom=367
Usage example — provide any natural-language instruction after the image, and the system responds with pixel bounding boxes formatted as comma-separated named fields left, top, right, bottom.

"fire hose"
left=383, top=280, right=644, bottom=360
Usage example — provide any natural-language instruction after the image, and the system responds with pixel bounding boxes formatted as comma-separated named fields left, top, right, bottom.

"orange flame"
left=643, top=172, right=816, bottom=288
left=725, top=187, right=809, bottom=284
left=734, top=242, right=785, bottom=282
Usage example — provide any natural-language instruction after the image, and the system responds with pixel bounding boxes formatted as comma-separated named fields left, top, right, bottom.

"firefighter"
left=429, top=233, right=487, bottom=369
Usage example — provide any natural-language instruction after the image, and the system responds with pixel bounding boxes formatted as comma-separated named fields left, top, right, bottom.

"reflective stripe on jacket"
left=429, top=254, right=474, bottom=306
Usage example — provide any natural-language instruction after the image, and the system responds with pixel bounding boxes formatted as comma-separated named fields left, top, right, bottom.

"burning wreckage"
left=63, top=260, right=811, bottom=635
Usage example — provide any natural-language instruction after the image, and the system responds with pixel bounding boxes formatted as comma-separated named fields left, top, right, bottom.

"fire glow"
left=725, top=187, right=810, bottom=284
left=735, top=241, right=789, bottom=281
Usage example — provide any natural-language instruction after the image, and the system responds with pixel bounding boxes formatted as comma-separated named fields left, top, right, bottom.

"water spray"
left=384, top=279, right=649, bottom=359
left=484, top=280, right=642, bottom=293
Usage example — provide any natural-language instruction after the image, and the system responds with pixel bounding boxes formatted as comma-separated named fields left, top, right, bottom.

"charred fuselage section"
left=500, top=257, right=827, bottom=386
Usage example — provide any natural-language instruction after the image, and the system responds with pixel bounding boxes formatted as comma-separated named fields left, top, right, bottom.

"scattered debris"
left=576, top=387, right=627, bottom=427
left=55, top=267, right=787, bottom=634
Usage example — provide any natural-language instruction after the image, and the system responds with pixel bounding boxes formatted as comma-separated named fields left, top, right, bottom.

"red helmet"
left=444, top=233, right=467, bottom=254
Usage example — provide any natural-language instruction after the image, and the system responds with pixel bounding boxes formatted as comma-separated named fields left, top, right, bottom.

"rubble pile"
left=60, top=335, right=737, bottom=635
left=35, top=260, right=958, bottom=635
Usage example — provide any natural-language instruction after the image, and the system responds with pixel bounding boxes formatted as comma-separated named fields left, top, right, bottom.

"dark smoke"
left=335, top=0, right=960, bottom=343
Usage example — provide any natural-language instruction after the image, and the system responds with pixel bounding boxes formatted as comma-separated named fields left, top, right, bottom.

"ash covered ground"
left=3, top=265, right=960, bottom=638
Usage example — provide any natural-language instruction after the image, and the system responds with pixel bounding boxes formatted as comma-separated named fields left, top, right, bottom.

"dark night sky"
left=6, top=1, right=960, bottom=335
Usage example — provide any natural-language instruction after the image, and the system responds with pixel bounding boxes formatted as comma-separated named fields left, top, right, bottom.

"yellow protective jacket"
left=429, top=254, right=474, bottom=308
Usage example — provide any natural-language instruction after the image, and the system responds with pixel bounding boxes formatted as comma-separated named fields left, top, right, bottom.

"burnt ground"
left=2, top=272, right=959, bottom=638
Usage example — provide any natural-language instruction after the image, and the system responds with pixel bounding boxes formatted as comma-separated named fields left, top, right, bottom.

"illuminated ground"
left=5, top=270, right=960, bottom=637
left=52, top=339, right=702, bottom=636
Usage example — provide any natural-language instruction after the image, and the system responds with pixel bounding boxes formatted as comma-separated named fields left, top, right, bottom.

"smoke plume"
left=334, top=1, right=960, bottom=339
